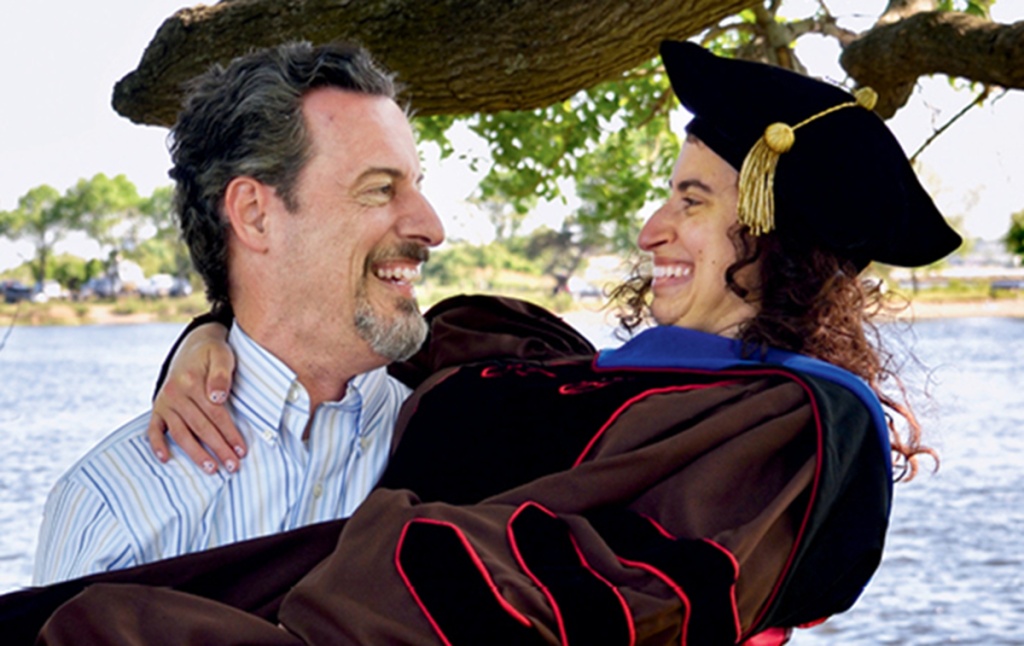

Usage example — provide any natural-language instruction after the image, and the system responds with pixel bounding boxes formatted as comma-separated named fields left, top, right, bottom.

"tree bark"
left=841, top=11, right=1024, bottom=118
left=113, top=0, right=758, bottom=126
left=113, top=1, right=1024, bottom=127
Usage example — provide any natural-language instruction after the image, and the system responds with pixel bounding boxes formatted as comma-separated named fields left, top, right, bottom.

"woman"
left=23, top=41, right=958, bottom=645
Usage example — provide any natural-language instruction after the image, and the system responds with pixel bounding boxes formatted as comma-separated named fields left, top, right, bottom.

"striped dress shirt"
left=33, top=324, right=410, bottom=585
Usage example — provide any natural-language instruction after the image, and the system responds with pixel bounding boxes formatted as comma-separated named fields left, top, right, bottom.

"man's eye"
left=681, top=196, right=701, bottom=209
left=371, top=184, right=394, bottom=196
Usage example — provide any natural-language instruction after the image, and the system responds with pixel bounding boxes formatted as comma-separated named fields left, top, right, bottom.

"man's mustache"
left=366, top=242, right=430, bottom=270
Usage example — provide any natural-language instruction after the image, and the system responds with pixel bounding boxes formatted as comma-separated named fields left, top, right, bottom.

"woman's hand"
left=148, top=323, right=246, bottom=474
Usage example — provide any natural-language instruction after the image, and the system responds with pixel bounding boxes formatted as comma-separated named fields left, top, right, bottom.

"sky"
left=2, top=0, right=1022, bottom=272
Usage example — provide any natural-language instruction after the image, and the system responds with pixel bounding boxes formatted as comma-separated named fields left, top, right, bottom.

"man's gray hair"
left=169, top=41, right=398, bottom=306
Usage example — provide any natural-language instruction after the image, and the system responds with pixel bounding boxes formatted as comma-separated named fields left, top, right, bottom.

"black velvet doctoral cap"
left=659, top=40, right=961, bottom=268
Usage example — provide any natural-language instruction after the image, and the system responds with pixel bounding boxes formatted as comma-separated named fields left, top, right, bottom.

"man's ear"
left=224, top=177, right=272, bottom=253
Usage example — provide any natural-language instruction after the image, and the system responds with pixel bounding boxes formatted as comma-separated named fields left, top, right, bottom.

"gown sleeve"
left=276, top=373, right=855, bottom=645
left=151, top=303, right=234, bottom=398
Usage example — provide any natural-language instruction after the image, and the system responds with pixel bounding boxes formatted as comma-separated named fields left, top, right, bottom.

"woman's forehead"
left=672, top=140, right=738, bottom=191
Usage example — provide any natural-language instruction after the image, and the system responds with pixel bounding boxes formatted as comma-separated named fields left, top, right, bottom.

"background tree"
left=0, top=185, right=68, bottom=285
left=63, top=173, right=145, bottom=260
left=0, top=178, right=188, bottom=290
left=417, top=57, right=677, bottom=273
left=49, top=253, right=98, bottom=292
left=1005, top=209, right=1024, bottom=260
left=127, top=186, right=193, bottom=277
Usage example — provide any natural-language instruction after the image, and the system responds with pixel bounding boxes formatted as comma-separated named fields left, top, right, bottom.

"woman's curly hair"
left=610, top=225, right=935, bottom=480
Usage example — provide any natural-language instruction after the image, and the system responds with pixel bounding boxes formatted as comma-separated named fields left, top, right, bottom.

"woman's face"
left=638, top=137, right=759, bottom=336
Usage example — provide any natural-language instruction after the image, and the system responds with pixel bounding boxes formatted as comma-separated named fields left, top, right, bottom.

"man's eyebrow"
left=672, top=178, right=714, bottom=193
left=357, top=167, right=402, bottom=181
left=356, top=167, right=425, bottom=184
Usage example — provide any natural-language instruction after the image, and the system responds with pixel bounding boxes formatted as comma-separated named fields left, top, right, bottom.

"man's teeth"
left=376, top=266, right=421, bottom=281
left=652, top=265, right=692, bottom=279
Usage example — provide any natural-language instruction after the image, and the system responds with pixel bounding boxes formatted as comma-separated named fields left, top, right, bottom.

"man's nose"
left=400, top=190, right=445, bottom=247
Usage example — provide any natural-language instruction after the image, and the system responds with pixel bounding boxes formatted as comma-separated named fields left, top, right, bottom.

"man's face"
left=273, top=88, right=444, bottom=363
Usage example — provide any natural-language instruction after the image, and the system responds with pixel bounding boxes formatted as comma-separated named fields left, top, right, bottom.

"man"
left=33, top=41, right=444, bottom=584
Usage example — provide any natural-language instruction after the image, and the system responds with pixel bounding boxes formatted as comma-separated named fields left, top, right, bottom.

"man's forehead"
left=298, top=89, right=421, bottom=183
left=301, top=87, right=401, bottom=125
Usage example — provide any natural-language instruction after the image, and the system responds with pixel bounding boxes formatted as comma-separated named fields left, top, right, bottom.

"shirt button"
left=287, top=384, right=301, bottom=403
left=313, top=483, right=323, bottom=498
left=359, top=436, right=371, bottom=451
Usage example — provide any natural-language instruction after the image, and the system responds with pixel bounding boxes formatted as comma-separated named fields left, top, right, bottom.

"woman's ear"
left=223, top=177, right=271, bottom=253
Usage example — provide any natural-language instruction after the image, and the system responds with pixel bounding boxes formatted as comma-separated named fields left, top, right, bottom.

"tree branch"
left=634, top=87, right=673, bottom=130
left=877, top=0, right=939, bottom=27
left=909, top=86, right=998, bottom=164
left=700, top=21, right=757, bottom=46
left=841, top=11, right=1024, bottom=118
left=113, top=0, right=761, bottom=126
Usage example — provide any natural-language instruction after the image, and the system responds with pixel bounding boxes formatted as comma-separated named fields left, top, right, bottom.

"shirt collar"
left=227, top=322, right=392, bottom=441
left=228, top=323, right=301, bottom=438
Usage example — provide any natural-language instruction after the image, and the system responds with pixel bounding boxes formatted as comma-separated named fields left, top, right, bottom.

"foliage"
left=1005, top=209, right=1024, bottom=259
left=415, top=57, right=678, bottom=263
left=63, top=173, right=145, bottom=254
left=126, top=186, right=192, bottom=277
left=938, top=0, right=994, bottom=17
left=0, top=174, right=151, bottom=285
left=49, top=253, right=98, bottom=290
left=0, top=184, right=68, bottom=284
left=1, top=177, right=193, bottom=292
left=0, top=262, right=33, bottom=283
left=423, top=239, right=544, bottom=286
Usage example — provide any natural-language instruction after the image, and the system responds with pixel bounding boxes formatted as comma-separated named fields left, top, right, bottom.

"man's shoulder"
left=40, top=411, right=231, bottom=578
left=58, top=411, right=153, bottom=480
left=57, top=411, right=218, bottom=499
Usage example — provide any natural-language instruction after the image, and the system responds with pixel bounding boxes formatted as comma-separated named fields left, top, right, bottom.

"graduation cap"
left=659, top=40, right=961, bottom=268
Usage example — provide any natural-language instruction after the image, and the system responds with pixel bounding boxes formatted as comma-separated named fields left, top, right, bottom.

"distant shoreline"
left=3, top=295, right=1023, bottom=328
left=892, top=297, right=1024, bottom=321
left=0, top=299, right=204, bottom=327
left=559, top=297, right=1024, bottom=334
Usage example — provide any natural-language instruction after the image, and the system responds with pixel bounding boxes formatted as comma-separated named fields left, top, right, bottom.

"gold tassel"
left=853, top=87, right=878, bottom=111
left=738, top=123, right=794, bottom=236
left=737, top=87, right=877, bottom=237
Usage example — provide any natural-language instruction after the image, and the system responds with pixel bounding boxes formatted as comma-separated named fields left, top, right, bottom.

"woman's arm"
left=148, top=319, right=246, bottom=474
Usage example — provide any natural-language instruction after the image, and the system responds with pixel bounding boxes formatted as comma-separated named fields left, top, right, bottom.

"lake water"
left=0, top=317, right=1022, bottom=644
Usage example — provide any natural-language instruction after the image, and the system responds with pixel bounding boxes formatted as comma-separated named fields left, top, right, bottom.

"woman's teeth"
left=652, top=265, right=692, bottom=279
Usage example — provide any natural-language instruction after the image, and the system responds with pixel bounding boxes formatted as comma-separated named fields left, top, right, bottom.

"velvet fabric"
left=2, top=296, right=889, bottom=645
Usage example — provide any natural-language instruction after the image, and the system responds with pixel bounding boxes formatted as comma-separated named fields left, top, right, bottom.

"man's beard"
left=353, top=242, right=430, bottom=362
left=354, top=291, right=427, bottom=362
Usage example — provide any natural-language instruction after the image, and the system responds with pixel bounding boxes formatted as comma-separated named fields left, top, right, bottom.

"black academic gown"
left=1, top=296, right=891, bottom=645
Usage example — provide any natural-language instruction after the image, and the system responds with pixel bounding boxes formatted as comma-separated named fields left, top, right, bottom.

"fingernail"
left=202, top=461, right=216, bottom=474
left=155, top=449, right=166, bottom=462
left=209, top=390, right=228, bottom=404
left=225, top=460, right=237, bottom=473
left=234, top=445, right=246, bottom=458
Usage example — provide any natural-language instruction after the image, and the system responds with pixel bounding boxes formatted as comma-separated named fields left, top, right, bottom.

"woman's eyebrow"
left=673, top=178, right=714, bottom=193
